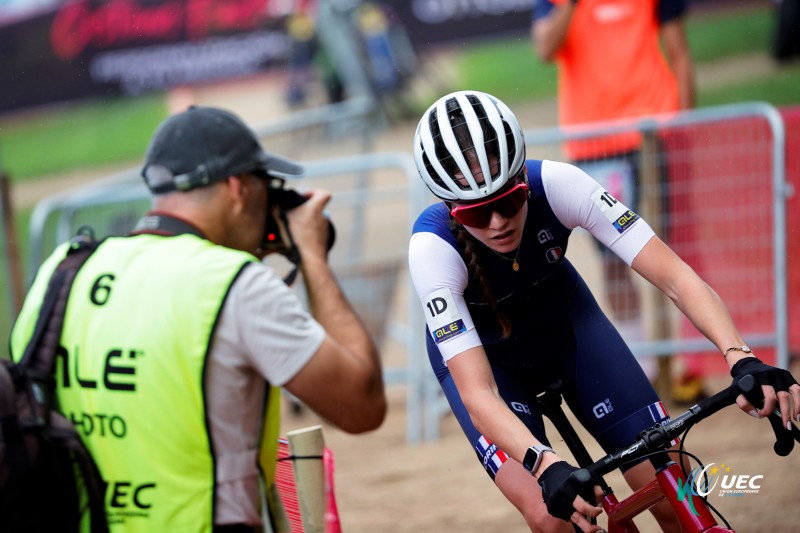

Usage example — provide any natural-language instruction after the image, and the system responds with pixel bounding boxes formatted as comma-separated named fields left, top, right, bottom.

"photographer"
left=11, top=106, right=386, bottom=531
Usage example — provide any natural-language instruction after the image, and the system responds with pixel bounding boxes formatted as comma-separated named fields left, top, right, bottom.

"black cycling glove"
left=730, top=357, right=798, bottom=395
left=537, top=461, right=599, bottom=522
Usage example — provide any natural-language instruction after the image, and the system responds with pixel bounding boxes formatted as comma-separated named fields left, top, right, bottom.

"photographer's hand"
left=284, top=189, right=333, bottom=261
left=283, top=188, right=385, bottom=430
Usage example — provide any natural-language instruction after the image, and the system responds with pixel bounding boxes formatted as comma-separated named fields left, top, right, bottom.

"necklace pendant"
left=512, top=261, right=520, bottom=272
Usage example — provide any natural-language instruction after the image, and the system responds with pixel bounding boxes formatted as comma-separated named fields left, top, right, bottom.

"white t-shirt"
left=206, top=262, right=325, bottom=525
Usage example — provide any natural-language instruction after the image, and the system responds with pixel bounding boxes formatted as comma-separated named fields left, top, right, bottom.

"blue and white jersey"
left=408, top=159, right=655, bottom=363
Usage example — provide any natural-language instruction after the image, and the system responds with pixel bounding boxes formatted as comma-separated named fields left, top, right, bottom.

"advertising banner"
left=380, top=0, right=533, bottom=47
left=0, top=0, right=533, bottom=114
left=0, top=0, right=313, bottom=112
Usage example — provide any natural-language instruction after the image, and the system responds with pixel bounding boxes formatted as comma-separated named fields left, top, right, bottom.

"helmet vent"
left=412, top=91, right=525, bottom=201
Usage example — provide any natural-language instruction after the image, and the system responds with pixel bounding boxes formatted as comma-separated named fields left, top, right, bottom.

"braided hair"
left=451, top=217, right=512, bottom=339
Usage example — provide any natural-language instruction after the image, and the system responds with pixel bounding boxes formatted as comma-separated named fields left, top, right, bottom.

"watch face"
left=523, top=447, right=539, bottom=473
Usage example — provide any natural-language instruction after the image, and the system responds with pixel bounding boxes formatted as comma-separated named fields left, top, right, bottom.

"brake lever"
left=738, top=373, right=798, bottom=456
left=765, top=409, right=799, bottom=456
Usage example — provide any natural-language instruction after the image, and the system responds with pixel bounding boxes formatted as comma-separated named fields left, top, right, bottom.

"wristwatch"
left=522, top=444, right=554, bottom=476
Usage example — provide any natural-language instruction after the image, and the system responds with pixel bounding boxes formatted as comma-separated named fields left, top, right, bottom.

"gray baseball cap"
left=141, top=106, right=304, bottom=194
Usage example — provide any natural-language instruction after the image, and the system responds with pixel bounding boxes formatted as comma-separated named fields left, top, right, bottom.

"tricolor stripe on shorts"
left=648, top=401, right=680, bottom=447
left=475, top=435, right=509, bottom=480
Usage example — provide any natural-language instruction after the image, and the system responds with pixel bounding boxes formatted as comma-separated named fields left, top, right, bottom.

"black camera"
left=262, top=188, right=336, bottom=256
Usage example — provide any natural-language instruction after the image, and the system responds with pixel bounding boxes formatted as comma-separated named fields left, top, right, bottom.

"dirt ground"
left=13, top=49, right=799, bottom=532
left=282, top=369, right=800, bottom=533
left=196, top=56, right=798, bottom=533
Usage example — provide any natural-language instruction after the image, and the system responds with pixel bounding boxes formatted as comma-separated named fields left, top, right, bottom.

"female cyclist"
left=408, top=90, right=800, bottom=533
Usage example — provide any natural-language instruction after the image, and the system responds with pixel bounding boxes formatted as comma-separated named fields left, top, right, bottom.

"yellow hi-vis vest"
left=10, top=234, right=283, bottom=532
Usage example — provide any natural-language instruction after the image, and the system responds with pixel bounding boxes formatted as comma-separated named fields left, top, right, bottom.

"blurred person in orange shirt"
left=532, top=0, right=700, bottom=400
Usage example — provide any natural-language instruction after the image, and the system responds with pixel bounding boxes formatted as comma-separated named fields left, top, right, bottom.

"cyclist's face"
left=451, top=157, right=528, bottom=254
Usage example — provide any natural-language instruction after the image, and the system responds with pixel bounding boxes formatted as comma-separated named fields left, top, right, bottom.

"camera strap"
left=130, top=213, right=206, bottom=239
left=273, top=210, right=302, bottom=286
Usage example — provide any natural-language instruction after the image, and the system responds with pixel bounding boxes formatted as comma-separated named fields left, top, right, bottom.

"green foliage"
left=699, top=61, right=800, bottom=109
left=687, top=4, right=773, bottom=63
left=0, top=95, right=166, bottom=182
left=455, top=36, right=558, bottom=105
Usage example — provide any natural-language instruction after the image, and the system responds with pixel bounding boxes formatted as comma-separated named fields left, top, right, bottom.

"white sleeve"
left=215, top=263, right=325, bottom=386
left=540, top=159, right=655, bottom=265
left=408, top=232, right=482, bottom=362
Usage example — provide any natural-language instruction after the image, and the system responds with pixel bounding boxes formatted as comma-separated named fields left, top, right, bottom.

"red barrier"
left=275, top=438, right=342, bottom=533
left=781, top=106, right=800, bottom=359
left=661, top=108, right=800, bottom=378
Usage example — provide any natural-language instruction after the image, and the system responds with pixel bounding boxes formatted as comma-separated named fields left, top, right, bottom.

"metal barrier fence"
left=410, top=102, right=790, bottom=441
left=24, top=149, right=433, bottom=440
left=19, top=102, right=792, bottom=444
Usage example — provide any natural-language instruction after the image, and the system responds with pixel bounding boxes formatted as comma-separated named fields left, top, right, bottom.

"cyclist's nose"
left=487, top=209, right=510, bottom=229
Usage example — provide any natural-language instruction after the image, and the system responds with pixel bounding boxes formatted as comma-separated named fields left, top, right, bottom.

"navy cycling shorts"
left=426, top=265, right=672, bottom=480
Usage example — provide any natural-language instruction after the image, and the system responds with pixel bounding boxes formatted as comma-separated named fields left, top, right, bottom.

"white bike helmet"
left=413, top=90, right=525, bottom=201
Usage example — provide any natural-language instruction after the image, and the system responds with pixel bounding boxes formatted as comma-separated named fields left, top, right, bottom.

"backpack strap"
left=0, top=359, right=28, bottom=468
left=18, top=231, right=100, bottom=377
left=49, top=417, right=110, bottom=532
left=8, top=229, right=109, bottom=533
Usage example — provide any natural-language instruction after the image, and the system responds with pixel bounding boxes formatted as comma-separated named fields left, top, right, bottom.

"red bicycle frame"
left=534, top=380, right=737, bottom=533
left=536, top=375, right=798, bottom=532
left=601, top=461, right=733, bottom=532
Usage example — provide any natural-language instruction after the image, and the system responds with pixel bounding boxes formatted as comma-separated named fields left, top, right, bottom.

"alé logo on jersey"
left=537, top=227, right=562, bottom=263
left=592, top=398, right=613, bottom=419
left=614, top=209, right=640, bottom=233
left=424, top=288, right=466, bottom=344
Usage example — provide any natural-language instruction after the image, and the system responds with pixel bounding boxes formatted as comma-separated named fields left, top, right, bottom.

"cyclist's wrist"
left=722, top=344, right=752, bottom=360
left=532, top=452, right=561, bottom=478
left=523, top=444, right=558, bottom=477
left=726, top=355, right=756, bottom=370
left=721, top=344, right=754, bottom=368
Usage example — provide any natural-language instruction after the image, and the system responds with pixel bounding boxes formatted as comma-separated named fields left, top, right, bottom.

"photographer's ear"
left=223, top=173, right=250, bottom=214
